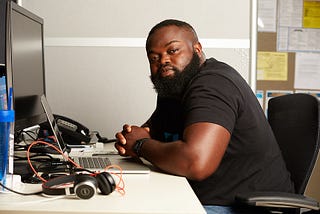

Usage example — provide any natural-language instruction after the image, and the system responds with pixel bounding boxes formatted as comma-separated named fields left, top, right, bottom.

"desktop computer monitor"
left=6, top=1, right=47, bottom=136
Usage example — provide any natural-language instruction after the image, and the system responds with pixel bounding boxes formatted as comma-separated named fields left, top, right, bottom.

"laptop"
left=40, top=94, right=150, bottom=174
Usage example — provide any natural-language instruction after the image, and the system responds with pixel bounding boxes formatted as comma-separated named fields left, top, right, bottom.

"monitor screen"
left=6, top=1, right=47, bottom=134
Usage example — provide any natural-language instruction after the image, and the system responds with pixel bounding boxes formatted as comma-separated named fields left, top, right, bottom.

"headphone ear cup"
left=74, top=174, right=98, bottom=199
left=96, top=172, right=116, bottom=195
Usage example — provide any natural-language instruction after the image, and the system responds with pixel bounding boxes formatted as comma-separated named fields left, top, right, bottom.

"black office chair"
left=235, top=93, right=320, bottom=214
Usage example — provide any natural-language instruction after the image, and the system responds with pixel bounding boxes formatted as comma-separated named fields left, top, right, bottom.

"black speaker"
left=42, top=172, right=116, bottom=199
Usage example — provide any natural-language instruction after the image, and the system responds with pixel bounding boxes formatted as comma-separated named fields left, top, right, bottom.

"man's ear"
left=194, top=42, right=205, bottom=61
left=194, top=42, right=202, bottom=54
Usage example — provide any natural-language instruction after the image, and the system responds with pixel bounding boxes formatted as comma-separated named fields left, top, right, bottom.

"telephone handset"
left=53, top=114, right=91, bottom=145
left=40, top=114, right=91, bottom=145
left=55, top=116, right=117, bottom=144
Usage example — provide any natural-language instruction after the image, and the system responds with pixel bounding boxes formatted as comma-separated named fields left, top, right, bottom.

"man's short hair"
left=146, top=19, right=199, bottom=49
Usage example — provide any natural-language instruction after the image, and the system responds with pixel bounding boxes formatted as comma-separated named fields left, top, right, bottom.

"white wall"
left=21, top=0, right=252, bottom=139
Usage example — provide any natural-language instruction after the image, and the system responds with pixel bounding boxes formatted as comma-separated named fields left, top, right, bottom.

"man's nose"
left=160, top=54, right=170, bottom=65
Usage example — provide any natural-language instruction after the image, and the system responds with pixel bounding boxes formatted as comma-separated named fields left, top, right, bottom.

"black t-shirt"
left=148, top=58, right=294, bottom=205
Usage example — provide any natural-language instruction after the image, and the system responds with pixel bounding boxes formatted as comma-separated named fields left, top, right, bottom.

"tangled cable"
left=26, top=140, right=125, bottom=196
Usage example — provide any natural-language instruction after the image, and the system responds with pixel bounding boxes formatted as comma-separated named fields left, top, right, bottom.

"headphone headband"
left=42, top=174, right=77, bottom=195
left=42, top=173, right=115, bottom=199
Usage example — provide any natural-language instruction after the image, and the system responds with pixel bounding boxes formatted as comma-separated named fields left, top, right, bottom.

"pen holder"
left=0, top=110, right=14, bottom=182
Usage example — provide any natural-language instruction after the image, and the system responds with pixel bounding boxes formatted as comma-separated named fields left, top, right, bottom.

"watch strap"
left=133, top=138, right=149, bottom=156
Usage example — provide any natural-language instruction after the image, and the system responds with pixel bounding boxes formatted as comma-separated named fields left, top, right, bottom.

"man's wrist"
left=133, top=138, right=149, bottom=157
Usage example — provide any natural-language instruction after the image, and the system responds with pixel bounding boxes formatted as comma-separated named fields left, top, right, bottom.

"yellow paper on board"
left=257, top=51, right=288, bottom=81
left=303, top=1, right=320, bottom=28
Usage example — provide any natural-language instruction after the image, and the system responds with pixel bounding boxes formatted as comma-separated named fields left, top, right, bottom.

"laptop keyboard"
left=77, top=157, right=111, bottom=169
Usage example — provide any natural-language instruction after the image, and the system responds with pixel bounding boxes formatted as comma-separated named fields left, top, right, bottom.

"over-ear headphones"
left=42, top=172, right=116, bottom=199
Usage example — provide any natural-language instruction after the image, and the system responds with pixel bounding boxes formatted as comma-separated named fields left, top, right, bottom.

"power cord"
left=0, top=182, right=43, bottom=195
left=93, top=131, right=117, bottom=143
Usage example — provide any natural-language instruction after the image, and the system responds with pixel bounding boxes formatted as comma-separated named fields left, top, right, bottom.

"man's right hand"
left=115, top=124, right=150, bottom=157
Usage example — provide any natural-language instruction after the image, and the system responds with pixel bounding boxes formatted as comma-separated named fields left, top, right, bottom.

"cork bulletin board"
left=256, top=0, right=320, bottom=111
left=256, top=32, right=296, bottom=109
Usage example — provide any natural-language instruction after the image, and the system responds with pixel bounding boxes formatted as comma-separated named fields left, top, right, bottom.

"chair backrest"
left=267, top=93, right=320, bottom=195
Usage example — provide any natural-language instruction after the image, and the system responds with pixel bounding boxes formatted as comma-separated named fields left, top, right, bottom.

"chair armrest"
left=235, top=191, right=320, bottom=210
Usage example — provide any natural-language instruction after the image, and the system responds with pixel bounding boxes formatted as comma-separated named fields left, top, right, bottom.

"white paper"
left=294, top=52, right=320, bottom=90
left=278, top=0, right=303, bottom=27
left=277, top=0, right=303, bottom=51
left=258, top=0, right=277, bottom=32
left=288, top=28, right=320, bottom=52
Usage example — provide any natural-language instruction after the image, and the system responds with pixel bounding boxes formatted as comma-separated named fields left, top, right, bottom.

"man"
left=115, top=19, right=294, bottom=214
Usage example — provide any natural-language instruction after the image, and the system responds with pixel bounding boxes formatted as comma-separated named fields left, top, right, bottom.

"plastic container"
left=0, top=110, right=14, bottom=182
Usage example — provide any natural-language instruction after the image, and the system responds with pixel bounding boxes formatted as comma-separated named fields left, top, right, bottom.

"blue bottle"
left=0, top=110, right=14, bottom=182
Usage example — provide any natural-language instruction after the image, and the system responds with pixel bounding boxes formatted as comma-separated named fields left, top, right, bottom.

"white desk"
left=0, top=144, right=206, bottom=214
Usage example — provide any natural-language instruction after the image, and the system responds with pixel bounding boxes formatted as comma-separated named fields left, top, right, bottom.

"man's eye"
left=149, top=55, right=159, bottom=63
left=168, top=49, right=178, bottom=54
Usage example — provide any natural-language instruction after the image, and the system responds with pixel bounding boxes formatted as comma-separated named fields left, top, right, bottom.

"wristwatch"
left=133, top=138, right=149, bottom=156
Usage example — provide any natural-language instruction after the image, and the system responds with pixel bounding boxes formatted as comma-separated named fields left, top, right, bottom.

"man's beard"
left=150, top=52, right=200, bottom=98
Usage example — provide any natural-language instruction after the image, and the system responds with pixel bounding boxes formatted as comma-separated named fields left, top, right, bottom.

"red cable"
left=26, top=140, right=126, bottom=195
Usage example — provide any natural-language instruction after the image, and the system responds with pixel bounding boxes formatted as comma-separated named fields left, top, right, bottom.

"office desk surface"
left=0, top=168, right=205, bottom=214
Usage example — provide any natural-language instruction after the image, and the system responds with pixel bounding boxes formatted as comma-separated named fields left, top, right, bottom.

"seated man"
left=115, top=19, right=294, bottom=214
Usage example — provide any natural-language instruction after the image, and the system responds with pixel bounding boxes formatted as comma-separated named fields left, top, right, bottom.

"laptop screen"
left=40, top=94, right=67, bottom=153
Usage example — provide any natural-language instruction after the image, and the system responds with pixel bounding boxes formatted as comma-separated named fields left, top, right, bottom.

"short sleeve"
left=183, top=73, right=244, bottom=134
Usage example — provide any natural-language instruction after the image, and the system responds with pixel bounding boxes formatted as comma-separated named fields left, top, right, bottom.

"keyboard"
left=76, top=156, right=111, bottom=169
